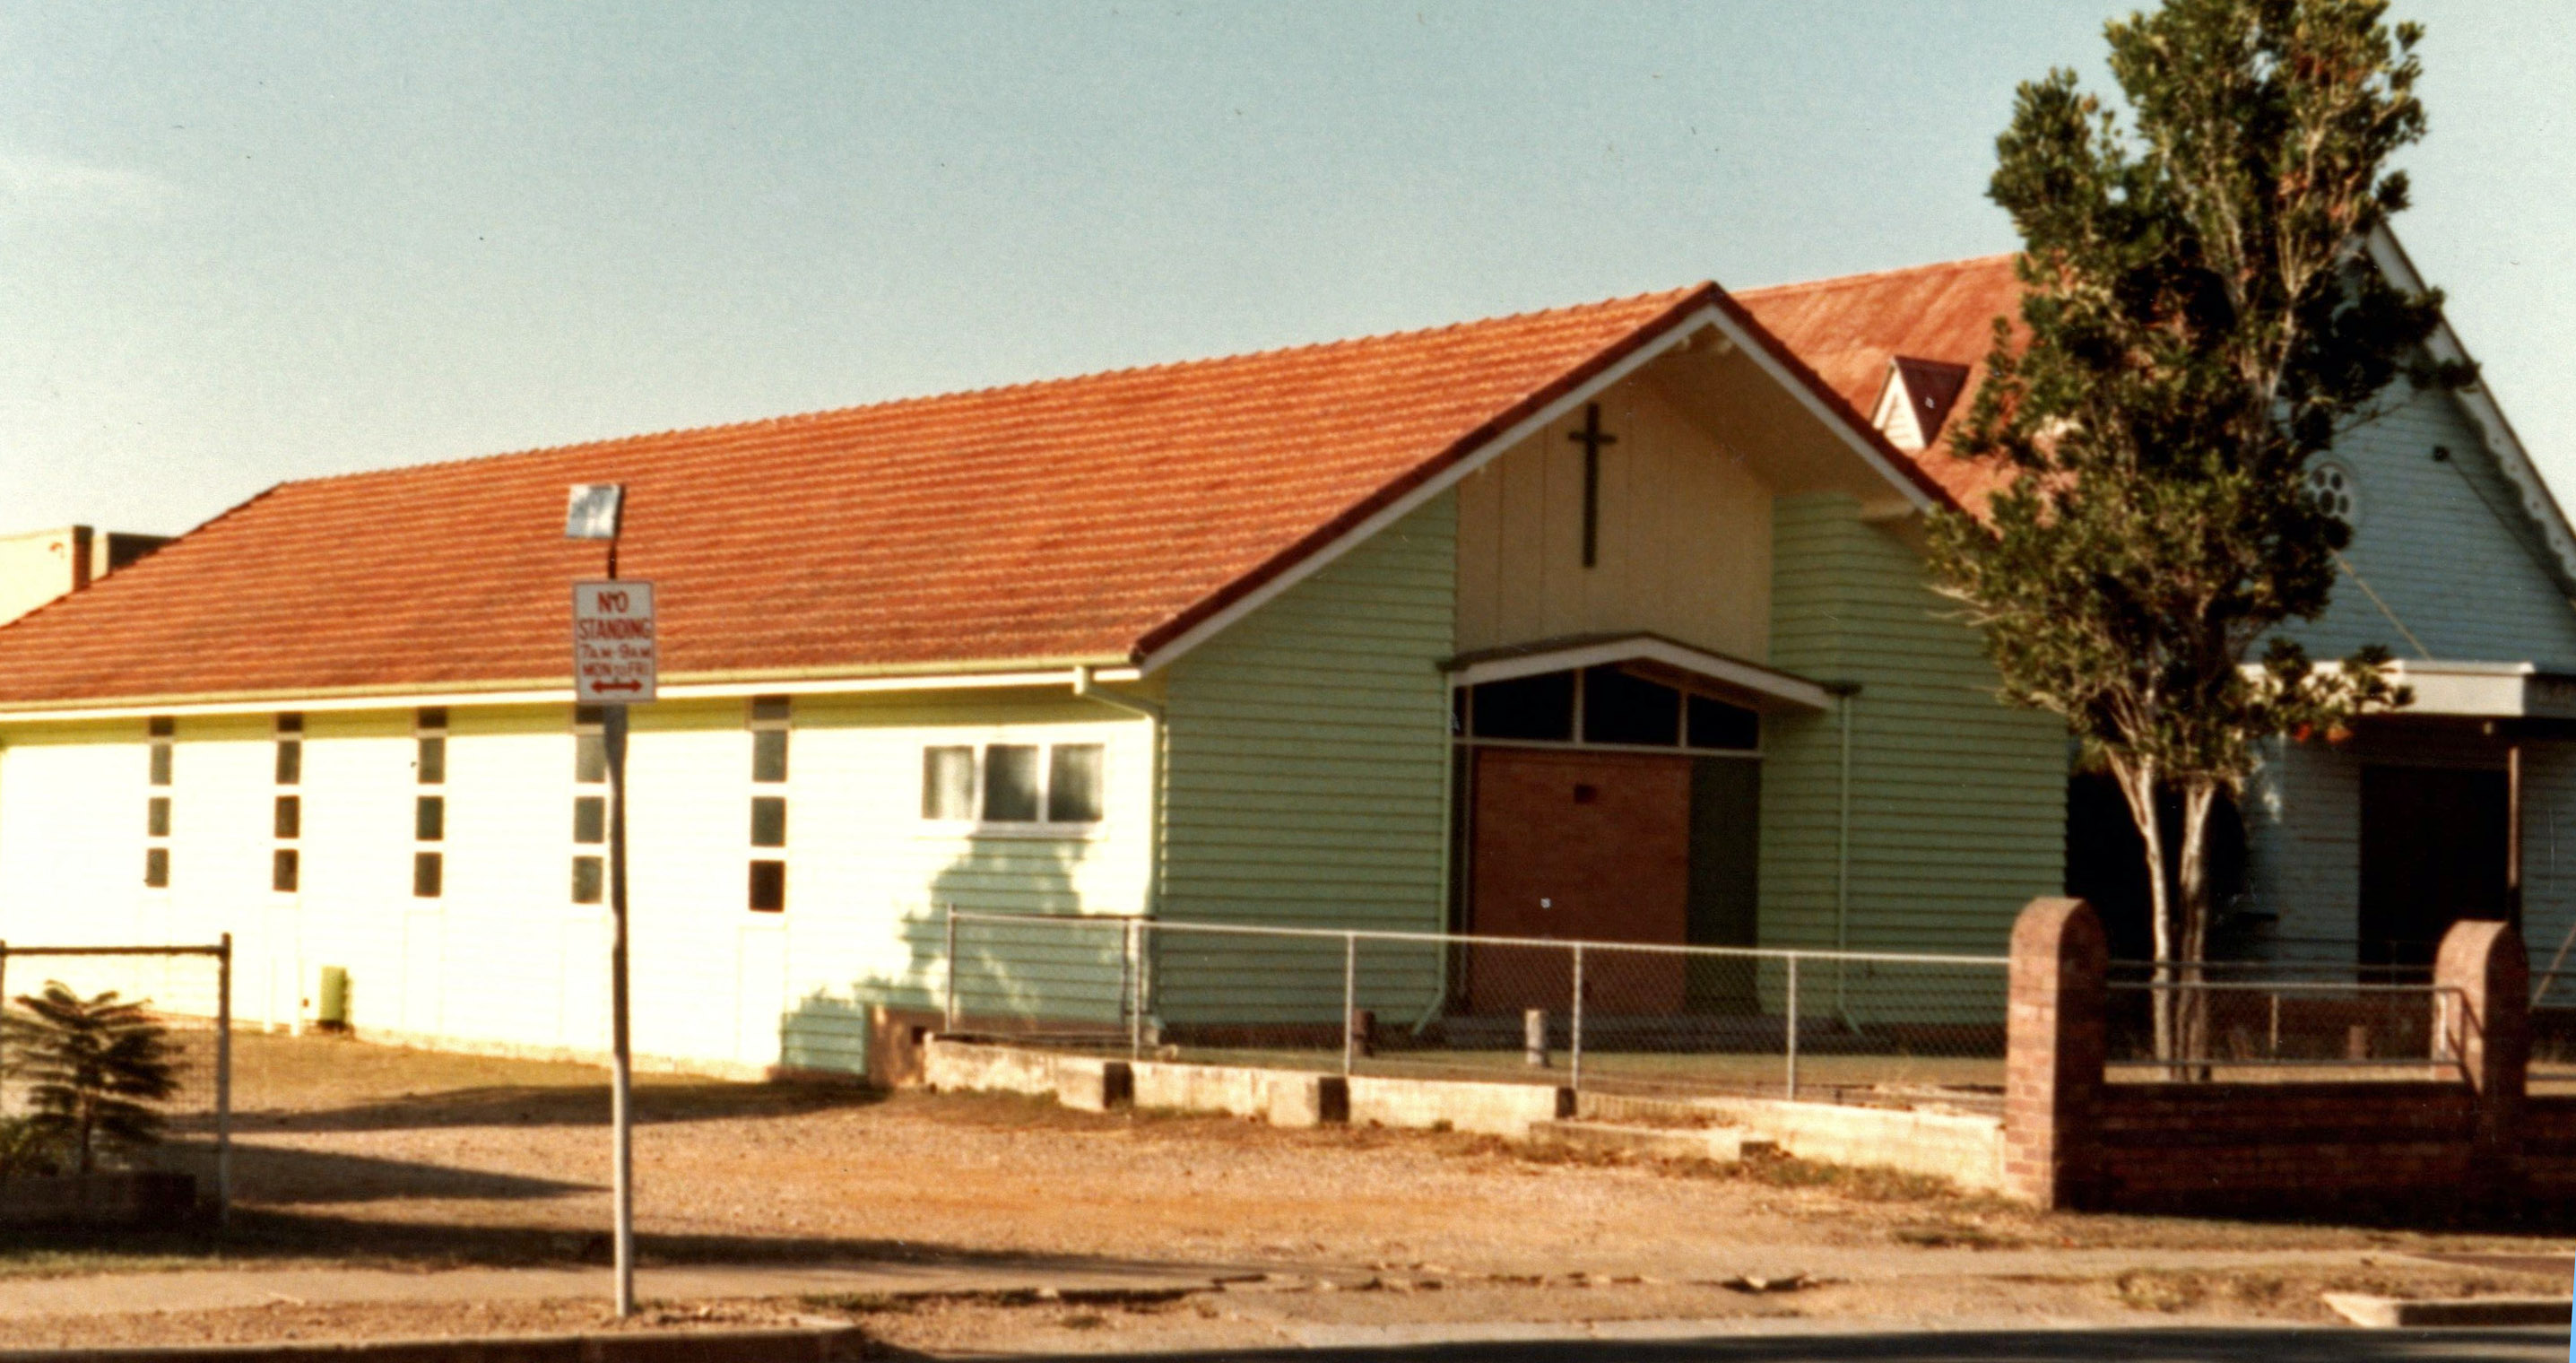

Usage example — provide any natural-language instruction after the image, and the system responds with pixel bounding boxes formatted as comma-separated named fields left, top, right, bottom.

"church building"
left=0, top=227, right=2564, bottom=1074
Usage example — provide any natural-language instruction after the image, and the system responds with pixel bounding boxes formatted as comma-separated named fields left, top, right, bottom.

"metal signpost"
left=566, top=483, right=653, bottom=1318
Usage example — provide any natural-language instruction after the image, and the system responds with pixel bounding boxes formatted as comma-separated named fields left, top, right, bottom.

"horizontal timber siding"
left=1761, top=493, right=2065, bottom=959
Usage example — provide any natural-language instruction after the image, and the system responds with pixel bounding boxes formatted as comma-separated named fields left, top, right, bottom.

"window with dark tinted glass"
left=981, top=745, right=1042, bottom=822
left=146, top=797, right=170, bottom=838
left=413, top=851, right=443, bottom=899
left=1469, top=673, right=1576, bottom=741
left=144, top=846, right=169, bottom=888
left=1686, top=695, right=1761, bottom=751
left=415, top=795, right=445, bottom=841
left=750, top=796, right=786, bottom=848
left=751, top=729, right=788, bottom=784
left=572, top=855, right=604, bottom=904
left=274, top=738, right=302, bottom=785
left=1582, top=667, right=1681, bottom=747
left=417, top=735, right=446, bottom=785
left=273, top=795, right=300, bottom=839
left=573, top=796, right=605, bottom=844
left=748, top=859, right=785, bottom=912
left=272, top=848, right=299, bottom=893
left=1046, top=744, right=1105, bottom=823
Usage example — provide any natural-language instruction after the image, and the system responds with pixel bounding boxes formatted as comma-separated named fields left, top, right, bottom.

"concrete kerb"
left=919, top=1038, right=2004, bottom=1187
left=2322, top=1293, right=2576, bottom=1328
left=0, top=1323, right=865, bottom=1363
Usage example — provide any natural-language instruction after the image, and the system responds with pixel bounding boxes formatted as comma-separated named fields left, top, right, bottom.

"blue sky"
left=4, top=1, right=2572, bottom=534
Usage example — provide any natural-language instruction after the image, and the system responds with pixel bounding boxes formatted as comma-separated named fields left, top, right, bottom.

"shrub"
left=4, top=982, right=178, bottom=1176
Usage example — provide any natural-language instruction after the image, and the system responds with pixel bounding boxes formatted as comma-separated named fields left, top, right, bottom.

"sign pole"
left=605, top=690, right=635, bottom=1318
left=566, top=483, right=652, bottom=1321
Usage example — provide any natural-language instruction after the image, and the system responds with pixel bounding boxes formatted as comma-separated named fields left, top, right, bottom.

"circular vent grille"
left=2305, top=460, right=2360, bottom=527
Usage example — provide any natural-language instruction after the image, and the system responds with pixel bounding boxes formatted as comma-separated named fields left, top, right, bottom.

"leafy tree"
left=1928, top=0, right=2466, bottom=1058
left=4, top=982, right=178, bottom=1176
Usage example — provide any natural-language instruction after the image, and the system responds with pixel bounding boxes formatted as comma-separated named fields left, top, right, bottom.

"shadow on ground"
left=193, top=1079, right=884, bottom=1134
left=223, top=1143, right=599, bottom=1204
left=0, top=1207, right=1212, bottom=1279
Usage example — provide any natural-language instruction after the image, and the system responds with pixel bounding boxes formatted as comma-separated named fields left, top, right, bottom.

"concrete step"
left=2322, top=1292, right=2573, bottom=1328
left=1526, top=1119, right=1779, bottom=1162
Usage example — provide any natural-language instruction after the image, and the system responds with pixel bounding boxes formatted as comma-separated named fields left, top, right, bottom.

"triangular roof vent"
left=1869, top=356, right=1972, bottom=452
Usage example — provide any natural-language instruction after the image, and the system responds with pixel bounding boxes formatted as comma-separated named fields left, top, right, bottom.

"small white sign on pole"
left=572, top=581, right=657, bottom=703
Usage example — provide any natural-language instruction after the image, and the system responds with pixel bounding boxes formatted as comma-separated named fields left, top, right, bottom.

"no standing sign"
left=572, top=581, right=657, bottom=703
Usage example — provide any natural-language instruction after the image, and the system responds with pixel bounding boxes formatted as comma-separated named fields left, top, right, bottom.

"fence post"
left=1784, top=954, right=1800, bottom=1101
left=942, top=905, right=958, bottom=1035
left=1569, top=943, right=1584, bottom=1093
left=215, top=933, right=233, bottom=1227
left=1127, top=920, right=1143, bottom=1059
left=1341, top=933, right=1357, bottom=1077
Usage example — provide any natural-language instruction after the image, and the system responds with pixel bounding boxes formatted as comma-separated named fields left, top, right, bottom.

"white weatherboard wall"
left=0, top=690, right=1151, bottom=1078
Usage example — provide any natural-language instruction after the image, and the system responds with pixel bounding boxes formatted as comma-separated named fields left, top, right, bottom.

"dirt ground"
left=3, top=1031, right=2571, bottom=1352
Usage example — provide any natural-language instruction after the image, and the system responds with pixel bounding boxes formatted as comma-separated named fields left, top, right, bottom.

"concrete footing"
left=918, top=1038, right=2003, bottom=1188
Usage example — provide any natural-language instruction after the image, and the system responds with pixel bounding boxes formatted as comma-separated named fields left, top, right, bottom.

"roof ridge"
left=1734, top=252, right=2017, bottom=300
left=277, top=283, right=1708, bottom=495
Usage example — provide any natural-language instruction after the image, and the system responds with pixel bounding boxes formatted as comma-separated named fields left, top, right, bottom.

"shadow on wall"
left=778, top=837, right=1102, bottom=1081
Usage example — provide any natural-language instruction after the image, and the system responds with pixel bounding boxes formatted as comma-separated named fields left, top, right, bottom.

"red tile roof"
left=0, top=285, right=1740, bottom=707
left=1734, top=255, right=2022, bottom=511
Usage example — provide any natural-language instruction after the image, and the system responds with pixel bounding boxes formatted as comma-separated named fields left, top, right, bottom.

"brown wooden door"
left=1468, top=747, right=1690, bottom=1013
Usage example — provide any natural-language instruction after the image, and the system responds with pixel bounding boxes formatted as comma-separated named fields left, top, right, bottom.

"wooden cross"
left=1568, top=403, right=1617, bottom=568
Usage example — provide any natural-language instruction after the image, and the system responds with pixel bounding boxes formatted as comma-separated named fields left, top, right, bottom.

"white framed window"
left=921, top=742, right=1106, bottom=831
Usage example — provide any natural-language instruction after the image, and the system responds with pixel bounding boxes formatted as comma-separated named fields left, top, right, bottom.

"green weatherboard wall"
left=1760, top=493, right=2067, bottom=959
left=1158, top=494, right=1458, bottom=1024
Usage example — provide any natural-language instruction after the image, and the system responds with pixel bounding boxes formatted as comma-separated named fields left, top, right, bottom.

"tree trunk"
left=2110, top=757, right=2177, bottom=1063
left=2176, top=779, right=2221, bottom=1074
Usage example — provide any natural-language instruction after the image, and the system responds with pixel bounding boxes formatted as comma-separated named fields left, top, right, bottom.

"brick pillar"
left=2005, top=897, right=2106, bottom=1210
left=2434, top=917, right=2528, bottom=1193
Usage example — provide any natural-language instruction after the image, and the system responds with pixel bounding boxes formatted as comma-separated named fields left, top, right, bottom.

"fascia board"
left=1137, top=300, right=1939, bottom=677
left=1448, top=634, right=1834, bottom=712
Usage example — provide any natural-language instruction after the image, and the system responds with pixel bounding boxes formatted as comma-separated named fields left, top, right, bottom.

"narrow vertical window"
left=1046, top=744, right=1106, bottom=824
left=143, top=716, right=174, bottom=885
left=922, top=746, right=975, bottom=820
left=748, top=859, right=786, bottom=913
left=571, top=707, right=603, bottom=900
left=746, top=697, right=790, bottom=913
left=571, top=855, right=604, bottom=904
left=413, top=851, right=443, bottom=899
left=273, top=795, right=301, bottom=839
left=274, top=713, right=303, bottom=785
left=415, top=795, right=445, bottom=842
left=981, top=745, right=1042, bottom=822
left=573, top=795, right=606, bottom=845
left=574, top=706, right=606, bottom=785
left=417, top=707, right=447, bottom=785
left=272, top=848, right=299, bottom=893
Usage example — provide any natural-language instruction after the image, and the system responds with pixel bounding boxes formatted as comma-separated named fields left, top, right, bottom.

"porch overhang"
left=2381, top=661, right=2576, bottom=722
left=1444, top=633, right=1834, bottom=714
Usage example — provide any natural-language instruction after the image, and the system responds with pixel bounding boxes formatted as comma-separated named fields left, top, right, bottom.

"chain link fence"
left=941, top=911, right=2009, bottom=1108
left=0, top=940, right=232, bottom=1216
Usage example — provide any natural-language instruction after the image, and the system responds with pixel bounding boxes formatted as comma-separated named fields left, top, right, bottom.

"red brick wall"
left=2092, top=1081, right=2477, bottom=1212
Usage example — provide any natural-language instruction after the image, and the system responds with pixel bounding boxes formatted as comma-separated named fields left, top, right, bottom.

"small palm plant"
left=4, top=983, right=178, bottom=1176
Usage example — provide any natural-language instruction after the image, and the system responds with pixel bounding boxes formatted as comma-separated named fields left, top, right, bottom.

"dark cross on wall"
left=1568, top=403, right=1618, bottom=568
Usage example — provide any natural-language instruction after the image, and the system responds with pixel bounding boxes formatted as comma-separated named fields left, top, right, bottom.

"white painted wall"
left=0, top=688, right=1152, bottom=1076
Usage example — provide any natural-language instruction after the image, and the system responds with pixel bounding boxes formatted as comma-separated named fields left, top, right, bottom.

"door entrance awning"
left=1444, top=633, right=1834, bottom=714
left=2381, top=661, right=2576, bottom=721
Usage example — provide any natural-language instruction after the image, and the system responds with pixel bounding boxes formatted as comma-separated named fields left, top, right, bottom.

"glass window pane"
left=576, top=734, right=606, bottom=784
left=752, top=729, right=789, bottom=783
left=571, top=855, right=604, bottom=904
left=147, top=716, right=175, bottom=738
left=274, top=740, right=302, bottom=786
left=750, top=795, right=787, bottom=847
left=1470, top=673, right=1576, bottom=741
left=413, top=851, right=443, bottom=899
left=144, top=846, right=169, bottom=888
left=1686, top=694, right=1762, bottom=751
left=273, top=794, right=300, bottom=840
left=146, top=796, right=169, bottom=838
left=750, top=695, right=791, bottom=724
left=416, top=795, right=445, bottom=842
left=748, top=859, right=786, bottom=912
left=417, top=735, right=446, bottom=785
left=982, top=745, right=1041, bottom=821
left=573, top=795, right=606, bottom=845
left=274, top=712, right=303, bottom=734
left=416, top=706, right=447, bottom=733
left=149, top=743, right=171, bottom=786
left=922, top=747, right=974, bottom=819
left=1583, top=667, right=1681, bottom=747
left=1047, top=744, right=1105, bottom=823
left=272, top=848, right=299, bottom=893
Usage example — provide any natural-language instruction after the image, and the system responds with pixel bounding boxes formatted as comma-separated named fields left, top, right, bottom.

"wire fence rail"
left=2103, top=969, right=2464, bottom=1074
left=941, top=909, right=2011, bottom=1107
left=0, top=938, right=233, bottom=1220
